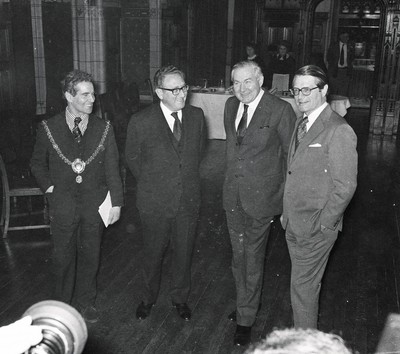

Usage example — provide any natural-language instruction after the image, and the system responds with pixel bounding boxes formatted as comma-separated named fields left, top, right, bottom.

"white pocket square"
left=309, top=143, right=322, bottom=147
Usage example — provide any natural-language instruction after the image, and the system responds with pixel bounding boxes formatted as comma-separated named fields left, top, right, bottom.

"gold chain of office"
left=41, top=120, right=110, bottom=183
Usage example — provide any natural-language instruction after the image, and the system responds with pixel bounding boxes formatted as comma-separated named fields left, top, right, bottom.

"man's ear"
left=65, top=92, right=74, bottom=103
left=155, top=88, right=163, bottom=101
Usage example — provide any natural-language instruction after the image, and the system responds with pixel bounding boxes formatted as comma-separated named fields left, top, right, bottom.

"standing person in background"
left=125, top=65, right=206, bottom=322
left=327, top=31, right=355, bottom=95
left=246, top=42, right=267, bottom=86
left=31, top=70, right=123, bottom=323
left=223, top=60, right=295, bottom=347
left=281, top=65, right=357, bottom=329
left=267, top=40, right=296, bottom=90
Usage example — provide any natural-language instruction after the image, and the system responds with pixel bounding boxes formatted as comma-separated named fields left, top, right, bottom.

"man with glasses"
left=223, top=60, right=296, bottom=346
left=281, top=65, right=358, bottom=329
left=125, top=65, right=206, bottom=321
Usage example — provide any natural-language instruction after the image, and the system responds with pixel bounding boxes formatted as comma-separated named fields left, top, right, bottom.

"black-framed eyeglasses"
left=290, top=87, right=319, bottom=96
left=159, top=85, right=189, bottom=96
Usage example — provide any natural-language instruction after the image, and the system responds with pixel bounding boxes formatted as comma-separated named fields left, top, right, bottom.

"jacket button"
left=288, top=171, right=292, bottom=174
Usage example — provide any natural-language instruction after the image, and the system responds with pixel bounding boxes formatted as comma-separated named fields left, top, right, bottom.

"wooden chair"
left=0, top=155, right=50, bottom=238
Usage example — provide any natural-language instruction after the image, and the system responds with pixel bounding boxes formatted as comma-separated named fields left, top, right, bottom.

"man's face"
left=339, top=32, right=349, bottom=43
left=232, top=66, right=263, bottom=104
left=278, top=45, right=288, bottom=57
left=246, top=46, right=255, bottom=57
left=156, top=73, right=187, bottom=111
left=292, top=74, right=327, bottom=116
left=65, top=81, right=95, bottom=116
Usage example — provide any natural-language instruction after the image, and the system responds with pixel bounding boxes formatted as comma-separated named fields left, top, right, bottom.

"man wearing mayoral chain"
left=31, top=70, right=123, bottom=323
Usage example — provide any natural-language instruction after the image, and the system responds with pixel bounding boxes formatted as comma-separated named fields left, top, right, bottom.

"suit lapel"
left=228, top=99, right=240, bottom=140
left=246, top=93, right=272, bottom=136
left=290, top=105, right=332, bottom=163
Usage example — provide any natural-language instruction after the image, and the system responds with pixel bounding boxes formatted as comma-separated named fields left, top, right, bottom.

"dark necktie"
left=339, top=43, right=345, bottom=66
left=72, top=117, right=82, bottom=143
left=237, top=104, right=249, bottom=144
left=171, top=112, right=182, bottom=142
left=295, top=116, right=309, bottom=151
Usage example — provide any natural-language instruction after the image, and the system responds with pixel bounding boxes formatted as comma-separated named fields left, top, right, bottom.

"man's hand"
left=0, top=316, right=43, bottom=354
left=107, top=206, right=121, bottom=225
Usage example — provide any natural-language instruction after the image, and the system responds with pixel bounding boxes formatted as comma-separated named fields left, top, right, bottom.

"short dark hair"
left=62, top=70, right=94, bottom=96
left=293, top=65, right=328, bottom=89
left=153, top=65, right=185, bottom=89
left=231, top=60, right=263, bottom=81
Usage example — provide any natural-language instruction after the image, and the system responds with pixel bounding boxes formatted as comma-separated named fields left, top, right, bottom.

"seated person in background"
left=245, top=328, right=352, bottom=354
left=267, top=40, right=296, bottom=90
left=246, top=42, right=267, bottom=86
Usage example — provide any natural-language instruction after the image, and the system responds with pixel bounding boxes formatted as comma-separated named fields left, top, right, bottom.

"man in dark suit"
left=125, top=65, right=206, bottom=321
left=281, top=65, right=358, bottom=329
left=327, top=31, right=355, bottom=95
left=223, top=60, right=296, bottom=346
left=31, top=70, right=123, bottom=323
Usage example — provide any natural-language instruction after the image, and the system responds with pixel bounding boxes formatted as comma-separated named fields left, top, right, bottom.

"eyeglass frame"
left=290, top=86, right=320, bottom=96
left=159, top=84, right=189, bottom=96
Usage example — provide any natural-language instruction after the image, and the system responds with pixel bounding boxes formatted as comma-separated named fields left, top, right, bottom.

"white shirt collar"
left=305, top=101, right=328, bottom=130
left=160, top=101, right=182, bottom=132
left=235, top=89, right=265, bottom=128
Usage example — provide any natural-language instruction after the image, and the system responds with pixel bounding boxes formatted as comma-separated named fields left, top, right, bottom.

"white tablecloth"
left=188, top=91, right=231, bottom=139
left=188, top=91, right=351, bottom=139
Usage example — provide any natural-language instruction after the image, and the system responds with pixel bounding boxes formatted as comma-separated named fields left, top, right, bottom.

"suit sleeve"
left=125, top=115, right=141, bottom=180
left=104, top=124, right=124, bottom=207
left=320, top=123, right=358, bottom=229
left=199, top=110, right=207, bottom=160
left=30, top=123, right=52, bottom=193
left=277, top=103, right=296, bottom=173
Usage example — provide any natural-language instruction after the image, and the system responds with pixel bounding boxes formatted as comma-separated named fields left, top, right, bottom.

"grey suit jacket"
left=223, top=90, right=296, bottom=219
left=282, top=104, right=358, bottom=235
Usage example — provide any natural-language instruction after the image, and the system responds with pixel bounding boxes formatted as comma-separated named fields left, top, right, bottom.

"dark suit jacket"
left=125, top=103, right=206, bottom=217
left=223, top=90, right=296, bottom=219
left=31, top=112, right=124, bottom=226
left=327, top=40, right=355, bottom=77
left=282, top=105, right=358, bottom=235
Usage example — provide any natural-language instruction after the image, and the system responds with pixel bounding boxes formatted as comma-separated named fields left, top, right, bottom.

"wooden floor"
left=1, top=107, right=400, bottom=354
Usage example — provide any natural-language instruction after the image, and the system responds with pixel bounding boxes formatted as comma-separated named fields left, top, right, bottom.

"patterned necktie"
left=72, top=117, right=82, bottom=143
left=295, top=116, right=309, bottom=151
left=339, top=43, right=345, bottom=66
left=237, top=104, right=249, bottom=144
left=171, top=112, right=182, bottom=142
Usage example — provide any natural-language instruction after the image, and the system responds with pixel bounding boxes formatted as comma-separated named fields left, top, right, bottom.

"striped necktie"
left=295, top=116, right=308, bottom=151
left=72, top=117, right=82, bottom=143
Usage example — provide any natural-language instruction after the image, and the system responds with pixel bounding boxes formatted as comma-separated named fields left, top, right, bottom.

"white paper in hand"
left=98, top=191, right=112, bottom=227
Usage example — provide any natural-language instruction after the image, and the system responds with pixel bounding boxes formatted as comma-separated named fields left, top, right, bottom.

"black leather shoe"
left=228, top=310, right=236, bottom=322
left=172, top=302, right=191, bottom=321
left=136, top=302, right=154, bottom=320
left=234, top=325, right=252, bottom=346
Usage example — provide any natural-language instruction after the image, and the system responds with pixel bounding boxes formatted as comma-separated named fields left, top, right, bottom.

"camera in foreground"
left=23, top=300, right=87, bottom=354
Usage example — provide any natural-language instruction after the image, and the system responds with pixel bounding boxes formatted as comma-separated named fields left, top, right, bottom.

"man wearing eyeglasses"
left=223, top=60, right=296, bottom=346
left=281, top=65, right=358, bottom=329
left=125, top=65, right=206, bottom=322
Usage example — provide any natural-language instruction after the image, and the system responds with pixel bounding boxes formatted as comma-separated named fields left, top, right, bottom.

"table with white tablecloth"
left=188, top=91, right=231, bottom=139
left=188, top=91, right=351, bottom=139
